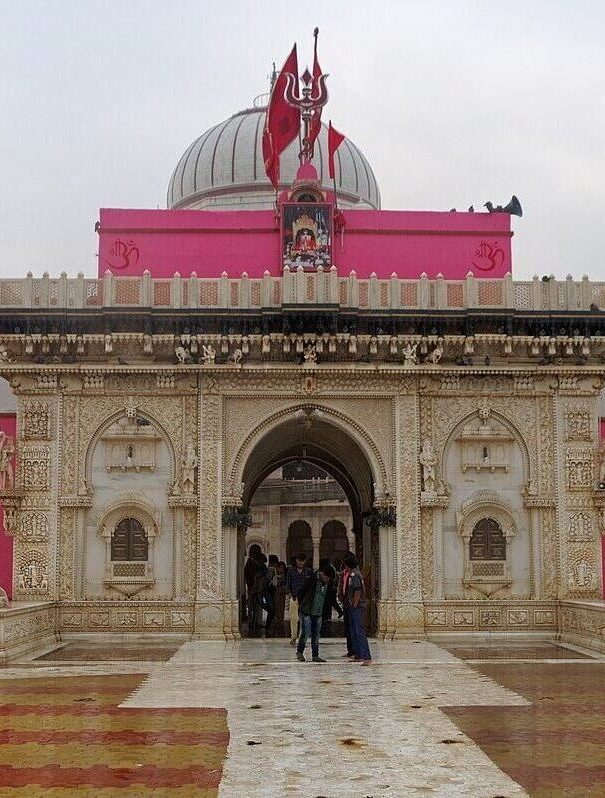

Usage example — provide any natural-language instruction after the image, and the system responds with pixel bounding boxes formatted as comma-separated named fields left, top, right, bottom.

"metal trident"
left=284, top=67, right=329, bottom=164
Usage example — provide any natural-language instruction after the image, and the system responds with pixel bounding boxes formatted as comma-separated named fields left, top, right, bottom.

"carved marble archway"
left=228, top=403, right=388, bottom=506
left=225, top=404, right=384, bottom=635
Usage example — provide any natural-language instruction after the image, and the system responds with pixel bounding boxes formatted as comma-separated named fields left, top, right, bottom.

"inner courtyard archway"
left=235, top=407, right=380, bottom=638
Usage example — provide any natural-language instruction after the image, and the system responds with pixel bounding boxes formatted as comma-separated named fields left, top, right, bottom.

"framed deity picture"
left=281, top=203, right=333, bottom=270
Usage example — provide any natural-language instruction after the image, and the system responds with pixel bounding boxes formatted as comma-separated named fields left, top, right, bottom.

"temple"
left=1, top=48, right=605, bottom=663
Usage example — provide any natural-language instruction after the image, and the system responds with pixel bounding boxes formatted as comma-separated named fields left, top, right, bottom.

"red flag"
left=262, top=44, right=300, bottom=189
left=308, top=28, right=323, bottom=154
left=328, top=121, right=345, bottom=180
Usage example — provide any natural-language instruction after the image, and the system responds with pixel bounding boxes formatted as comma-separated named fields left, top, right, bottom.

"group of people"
left=244, top=546, right=372, bottom=665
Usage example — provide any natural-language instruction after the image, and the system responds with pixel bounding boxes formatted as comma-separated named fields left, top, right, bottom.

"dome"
left=167, top=106, right=380, bottom=211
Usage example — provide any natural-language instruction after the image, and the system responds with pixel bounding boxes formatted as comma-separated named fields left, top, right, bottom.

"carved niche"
left=565, top=406, right=592, bottom=441
left=567, top=546, right=598, bottom=595
left=567, top=511, right=595, bottom=542
left=566, top=448, right=593, bottom=491
left=456, top=408, right=514, bottom=474
left=101, top=416, right=162, bottom=473
left=18, top=511, right=49, bottom=542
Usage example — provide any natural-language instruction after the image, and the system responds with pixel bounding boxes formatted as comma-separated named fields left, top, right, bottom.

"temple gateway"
left=1, top=53, right=605, bottom=662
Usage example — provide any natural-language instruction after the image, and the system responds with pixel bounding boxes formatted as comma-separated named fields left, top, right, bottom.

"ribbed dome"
left=168, top=107, right=380, bottom=211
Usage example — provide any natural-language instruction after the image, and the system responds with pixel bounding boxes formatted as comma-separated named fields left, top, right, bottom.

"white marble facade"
left=1, top=365, right=605, bottom=648
left=81, top=415, right=175, bottom=599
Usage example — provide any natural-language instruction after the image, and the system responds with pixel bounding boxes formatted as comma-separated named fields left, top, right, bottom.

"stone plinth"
left=0, top=601, right=57, bottom=664
left=560, top=600, right=605, bottom=654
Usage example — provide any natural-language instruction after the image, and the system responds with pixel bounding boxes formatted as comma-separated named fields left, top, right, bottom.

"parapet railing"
left=0, top=270, right=602, bottom=312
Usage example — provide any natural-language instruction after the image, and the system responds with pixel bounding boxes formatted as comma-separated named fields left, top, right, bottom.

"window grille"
left=469, top=518, right=506, bottom=561
left=111, top=518, right=148, bottom=562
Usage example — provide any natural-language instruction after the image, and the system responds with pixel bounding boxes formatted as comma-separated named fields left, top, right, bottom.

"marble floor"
left=0, top=638, right=604, bottom=797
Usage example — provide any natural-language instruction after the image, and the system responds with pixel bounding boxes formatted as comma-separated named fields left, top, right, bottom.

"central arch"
left=234, top=406, right=381, bottom=636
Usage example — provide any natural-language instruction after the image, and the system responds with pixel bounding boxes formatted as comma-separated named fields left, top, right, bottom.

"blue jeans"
left=297, top=613, right=322, bottom=658
left=349, top=606, right=371, bottom=661
left=343, top=607, right=354, bottom=656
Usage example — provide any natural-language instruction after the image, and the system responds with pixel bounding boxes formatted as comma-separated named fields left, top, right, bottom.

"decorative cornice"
left=58, top=495, right=93, bottom=508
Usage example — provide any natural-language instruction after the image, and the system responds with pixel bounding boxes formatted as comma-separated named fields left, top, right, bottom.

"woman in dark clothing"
left=244, top=544, right=262, bottom=633
left=320, top=561, right=343, bottom=632
left=273, top=560, right=287, bottom=635
left=264, top=554, right=279, bottom=634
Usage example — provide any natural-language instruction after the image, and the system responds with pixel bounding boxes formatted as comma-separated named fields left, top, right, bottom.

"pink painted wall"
left=98, top=207, right=512, bottom=280
left=0, top=414, right=16, bottom=600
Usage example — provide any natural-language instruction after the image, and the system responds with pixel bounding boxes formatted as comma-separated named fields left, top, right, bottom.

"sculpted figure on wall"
left=175, top=345, right=190, bottom=364
left=419, top=439, right=436, bottom=493
left=181, top=444, right=198, bottom=494
left=402, top=342, right=418, bottom=365
left=201, top=344, right=216, bottom=364
left=0, top=586, right=8, bottom=608
left=0, top=431, right=15, bottom=490
left=429, top=342, right=443, bottom=364
left=303, top=343, right=317, bottom=364
left=17, top=561, right=48, bottom=592
left=0, top=346, right=13, bottom=363
left=568, top=559, right=595, bottom=590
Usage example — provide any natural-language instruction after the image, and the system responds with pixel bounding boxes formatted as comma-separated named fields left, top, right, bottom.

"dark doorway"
left=236, top=409, right=379, bottom=639
left=286, top=520, right=313, bottom=565
left=319, top=520, right=349, bottom=564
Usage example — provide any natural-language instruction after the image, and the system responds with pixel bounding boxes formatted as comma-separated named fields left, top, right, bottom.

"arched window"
left=111, top=518, right=148, bottom=562
left=469, top=518, right=506, bottom=561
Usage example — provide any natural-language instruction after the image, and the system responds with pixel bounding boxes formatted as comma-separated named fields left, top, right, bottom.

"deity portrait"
left=282, top=203, right=332, bottom=270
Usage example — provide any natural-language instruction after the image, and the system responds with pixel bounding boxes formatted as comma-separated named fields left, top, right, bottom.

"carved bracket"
left=420, top=492, right=450, bottom=509
left=365, top=506, right=397, bottom=528
left=221, top=505, right=252, bottom=530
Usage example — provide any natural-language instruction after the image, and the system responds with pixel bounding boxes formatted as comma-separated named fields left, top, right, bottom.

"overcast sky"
left=0, top=1, right=603, bottom=280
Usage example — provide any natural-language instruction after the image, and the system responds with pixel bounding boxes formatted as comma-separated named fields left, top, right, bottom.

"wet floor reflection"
left=443, top=643, right=590, bottom=660
left=35, top=643, right=181, bottom=662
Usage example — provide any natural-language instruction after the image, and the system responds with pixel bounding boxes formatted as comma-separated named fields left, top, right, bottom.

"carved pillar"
left=377, top=521, right=395, bottom=638
left=368, top=503, right=396, bottom=639
left=219, top=505, right=250, bottom=640
left=557, top=390, right=602, bottom=599
left=310, top=510, right=321, bottom=569
left=195, top=382, right=229, bottom=639
left=12, top=382, right=58, bottom=603
left=220, top=518, right=238, bottom=640
left=420, top=499, right=449, bottom=601
left=393, top=388, right=424, bottom=637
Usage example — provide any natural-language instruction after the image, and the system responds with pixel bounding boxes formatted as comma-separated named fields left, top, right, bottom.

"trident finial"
left=283, top=28, right=328, bottom=165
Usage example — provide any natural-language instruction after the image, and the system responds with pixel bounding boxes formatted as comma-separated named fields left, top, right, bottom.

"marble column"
left=311, top=510, right=322, bottom=569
